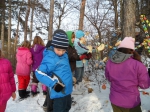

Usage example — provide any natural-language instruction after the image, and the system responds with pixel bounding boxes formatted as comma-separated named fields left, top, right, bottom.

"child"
left=30, top=36, right=47, bottom=96
left=105, top=37, right=150, bottom=112
left=74, top=30, right=92, bottom=92
left=0, top=46, right=16, bottom=112
left=35, top=29, right=73, bottom=112
left=66, top=31, right=80, bottom=74
left=16, top=40, right=33, bottom=99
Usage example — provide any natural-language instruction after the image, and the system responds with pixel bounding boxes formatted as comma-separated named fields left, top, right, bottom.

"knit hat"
left=75, top=30, right=85, bottom=39
left=118, top=37, right=135, bottom=50
left=51, top=29, right=69, bottom=49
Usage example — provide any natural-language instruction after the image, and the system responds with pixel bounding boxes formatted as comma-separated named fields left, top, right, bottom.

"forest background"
left=0, top=0, right=150, bottom=69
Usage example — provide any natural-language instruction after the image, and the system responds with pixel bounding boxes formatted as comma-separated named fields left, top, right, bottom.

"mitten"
left=80, top=54, right=87, bottom=60
left=53, top=83, right=65, bottom=92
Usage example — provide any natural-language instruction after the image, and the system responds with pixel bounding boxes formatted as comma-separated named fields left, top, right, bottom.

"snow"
left=5, top=70, right=150, bottom=112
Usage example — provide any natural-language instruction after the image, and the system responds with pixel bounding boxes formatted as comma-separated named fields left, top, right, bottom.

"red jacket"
left=0, top=58, right=16, bottom=105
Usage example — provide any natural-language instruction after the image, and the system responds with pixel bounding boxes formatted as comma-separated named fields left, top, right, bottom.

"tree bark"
left=24, top=0, right=30, bottom=41
left=8, top=0, right=11, bottom=59
left=123, top=0, right=136, bottom=38
left=30, top=5, right=34, bottom=42
left=48, top=0, right=54, bottom=40
left=79, top=0, right=86, bottom=30
left=0, top=0, right=5, bottom=52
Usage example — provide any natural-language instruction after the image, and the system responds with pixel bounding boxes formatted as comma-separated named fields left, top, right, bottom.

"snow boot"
left=25, top=89, right=30, bottom=95
left=42, top=84, right=47, bottom=95
left=18, top=90, right=30, bottom=99
left=31, top=83, right=39, bottom=96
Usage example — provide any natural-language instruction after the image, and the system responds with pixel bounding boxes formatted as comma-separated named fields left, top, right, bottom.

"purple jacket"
left=105, top=51, right=150, bottom=108
left=30, top=44, right=45, bottom=71
left=0, top=58, right=16, bottom=105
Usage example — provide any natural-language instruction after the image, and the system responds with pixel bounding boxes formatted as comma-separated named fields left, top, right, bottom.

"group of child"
left=1, top=28, right=150, bottom=112
left=0, top=29, right=92, bottom=112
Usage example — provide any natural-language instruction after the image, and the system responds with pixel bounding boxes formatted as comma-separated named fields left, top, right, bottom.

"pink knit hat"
left=118, top=37, right=135, bottom=50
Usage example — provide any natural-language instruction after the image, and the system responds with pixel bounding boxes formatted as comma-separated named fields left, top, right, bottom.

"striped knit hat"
left=51, top=29, right=69, bottom=49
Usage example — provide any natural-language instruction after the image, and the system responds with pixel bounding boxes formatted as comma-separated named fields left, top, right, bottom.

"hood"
left=110, top=51, right=133, bottom=63
left=31, top=44, right=45, bottom=53
left=66, top=31, right=73, bottom=47
left=17, top=47, right=30, bottom=56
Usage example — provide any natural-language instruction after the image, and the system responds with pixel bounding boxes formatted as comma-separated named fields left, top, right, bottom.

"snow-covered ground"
left=5, top=70, right=150, bottom=112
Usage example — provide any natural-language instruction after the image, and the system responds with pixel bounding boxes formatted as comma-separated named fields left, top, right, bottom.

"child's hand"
left=12, top=92, right=16, bottom=101
left=80, top=54, right=87, bottom=60
left=53, top=83, right=65, bottom=92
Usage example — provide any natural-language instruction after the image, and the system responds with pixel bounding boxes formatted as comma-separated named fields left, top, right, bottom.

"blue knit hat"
left=51, top=29, right=69, bottom=49
left=75, top=30, right=85, bottom=39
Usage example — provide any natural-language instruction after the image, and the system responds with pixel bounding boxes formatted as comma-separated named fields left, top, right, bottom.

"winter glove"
left=80, top=54, right=87, bottom=60
left=53, top=82, right=65, bottom=92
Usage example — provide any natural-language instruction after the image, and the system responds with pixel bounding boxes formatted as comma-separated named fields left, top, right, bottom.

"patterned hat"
left=51, top=29, right=69, bottom=49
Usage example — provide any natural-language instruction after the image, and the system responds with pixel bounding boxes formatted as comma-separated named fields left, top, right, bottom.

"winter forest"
left=1, top=0, right=150, bottom=112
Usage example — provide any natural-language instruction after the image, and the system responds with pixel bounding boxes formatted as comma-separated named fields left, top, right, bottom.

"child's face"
left=54, top=48, right=66, bottom=56
left=71, top=37, right=75, bottom=43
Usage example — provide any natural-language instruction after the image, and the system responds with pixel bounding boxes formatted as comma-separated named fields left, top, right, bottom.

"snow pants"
left=74, top=67, right=84, bottom=84
left=53, top=94, right=71, bottom=112
left=17, top=75, right=30, bottom=90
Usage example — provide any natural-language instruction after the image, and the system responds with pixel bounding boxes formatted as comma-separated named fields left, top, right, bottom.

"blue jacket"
left=74, top=42, right=89, bottom=67
left=35, top=46, right=73, bottom=99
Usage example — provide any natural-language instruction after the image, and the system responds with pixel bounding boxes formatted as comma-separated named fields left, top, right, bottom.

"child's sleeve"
left=8, top=61, right=16, bottom=92
left=35, top=56, right=57, bottom=88
left=26, top=51, right=33, bottom=65
left=68, top=47, right=80, bottom=61
left=75, top=42, right=88, bottom=55
left=137, top=63, right=150, bottom=89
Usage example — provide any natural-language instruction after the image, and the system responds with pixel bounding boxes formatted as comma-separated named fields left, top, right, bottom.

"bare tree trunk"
left=48, top=0, right=54, bottom=40
left=135, top=0, right=140, bottom=22
left=24, top=0, right=30, bottom=41
left=120, top=0, right=123, bottom=39
left=123, top=0, right=136, bottom=38
left=8, top=0, right=11, bottom=59
left=1, top=0, right=5, bottom=52
left=79, top=0, right=86, bottom=30
left=113, top=0, right=118, bottom=29
left=30, top=5, right=34, bottom=42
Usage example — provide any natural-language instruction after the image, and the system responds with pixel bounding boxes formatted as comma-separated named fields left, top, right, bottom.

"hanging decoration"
left=135, top=15, right=150, bottom=53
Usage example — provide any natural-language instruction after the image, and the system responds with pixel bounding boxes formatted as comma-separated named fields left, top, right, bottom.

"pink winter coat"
left=16, top=47, right=33, bottom=76
left=0, top=58, right=16, bottom=105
